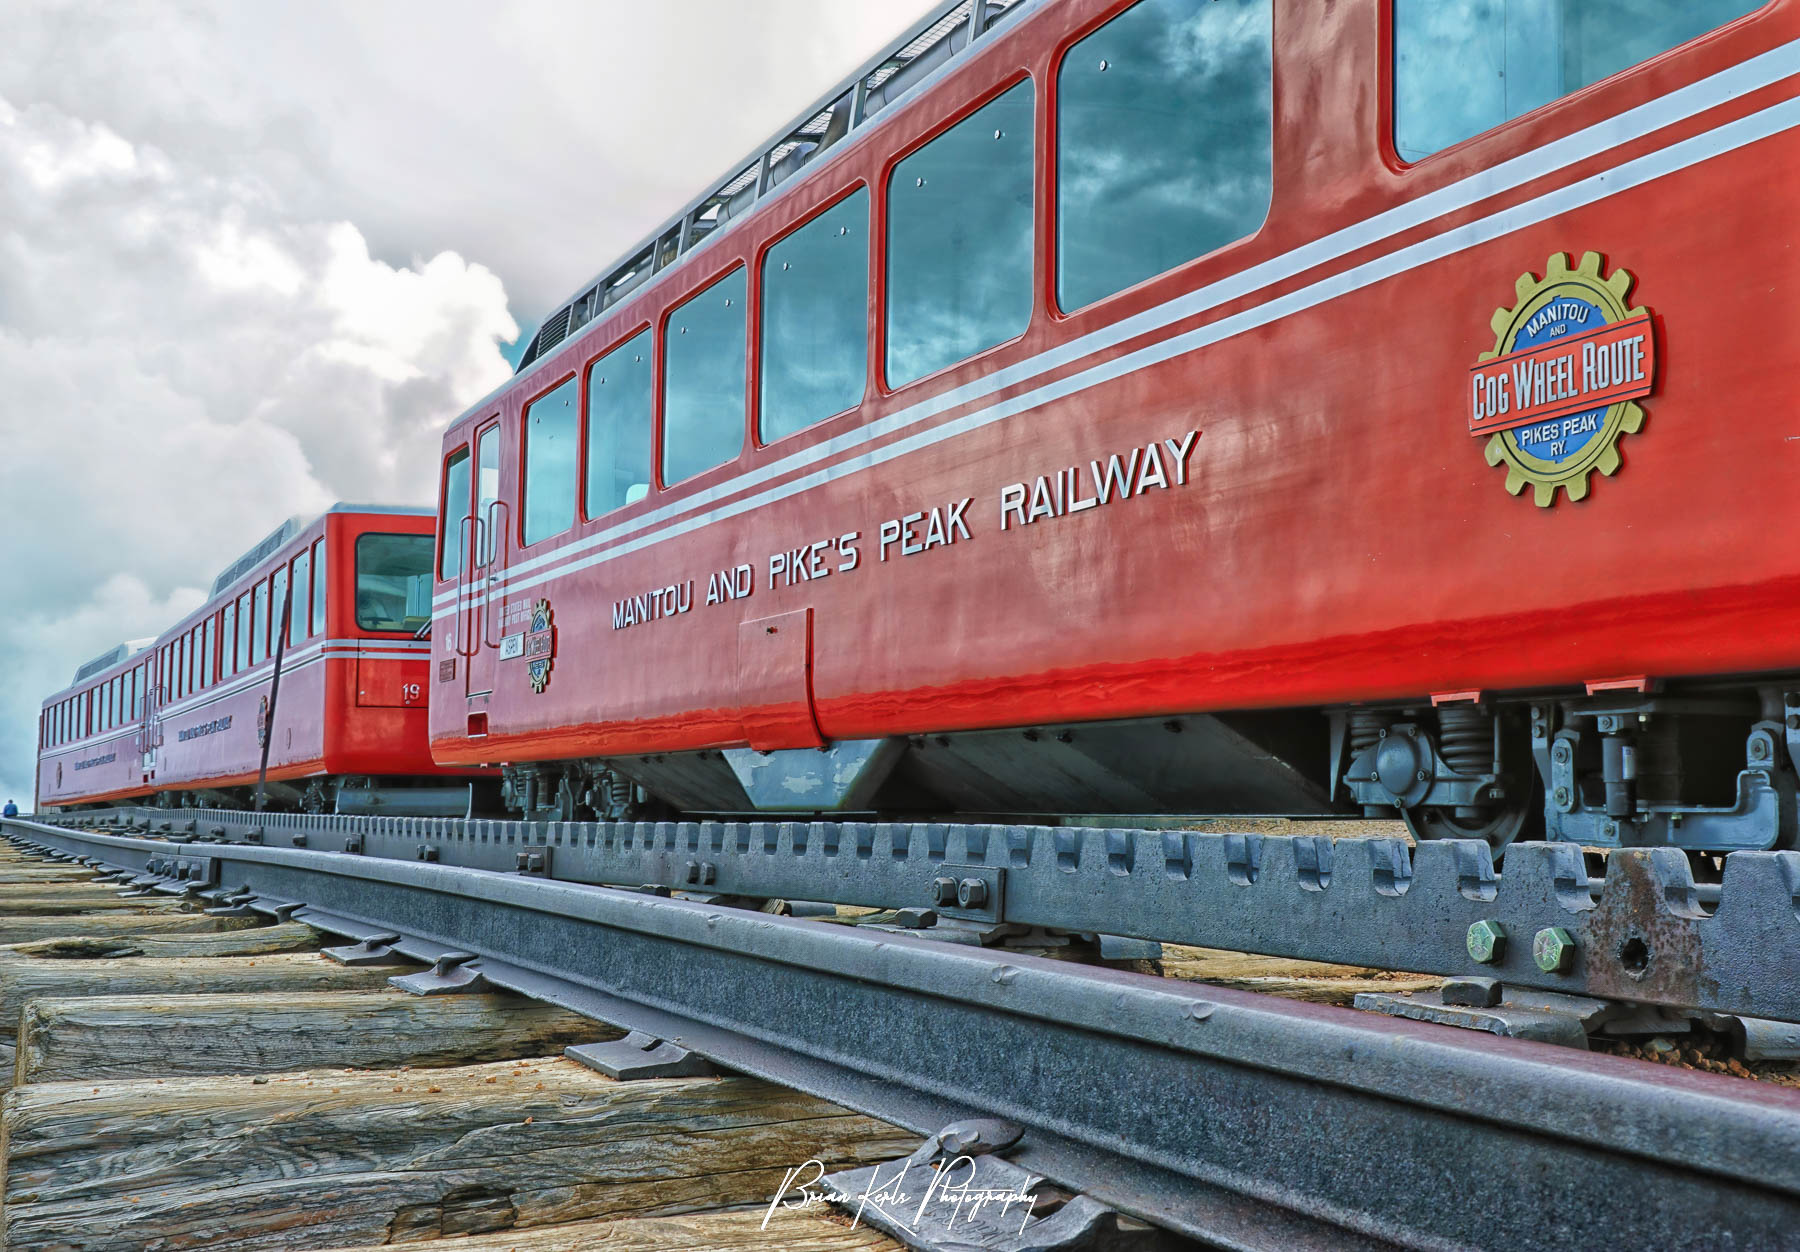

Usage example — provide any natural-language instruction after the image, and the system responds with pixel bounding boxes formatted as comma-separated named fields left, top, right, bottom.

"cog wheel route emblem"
left=1468, top=252, right=1657, bottom=506
left=525, top=598, right=555, bottom=694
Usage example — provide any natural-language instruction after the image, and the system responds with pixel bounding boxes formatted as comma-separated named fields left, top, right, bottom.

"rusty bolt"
left=957, top=877, right=989, bottom=908
left=1533, top=927, right=1577, bottom=974
left=931, top=876, right=958, bottom=907
left=1466, top=920, right=1506, bottom=964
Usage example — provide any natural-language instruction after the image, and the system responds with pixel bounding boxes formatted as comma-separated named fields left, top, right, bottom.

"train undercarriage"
left=55, top=776, right=496, bottom=819
left=499, top=677, right=1800, bottom=856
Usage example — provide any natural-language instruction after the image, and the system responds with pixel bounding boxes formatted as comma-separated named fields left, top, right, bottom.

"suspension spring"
left=1437, top=705, right=1495, bottom=777
left=1348, top=709, right=1397, bottom=762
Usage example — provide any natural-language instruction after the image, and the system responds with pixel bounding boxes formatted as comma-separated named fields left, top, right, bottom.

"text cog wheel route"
left=1480, top=251, right=1648, bottom=507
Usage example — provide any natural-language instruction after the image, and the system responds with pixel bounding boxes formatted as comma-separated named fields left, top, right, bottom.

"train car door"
left=138, top=658, right=162, bottom=785
left=464, top=420, right=507, bottom=700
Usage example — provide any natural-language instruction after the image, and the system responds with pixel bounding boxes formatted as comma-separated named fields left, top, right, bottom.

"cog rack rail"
left=10, top=815, right=1800, bottom=1250
left=37, top=805, right=1800, bottom=1028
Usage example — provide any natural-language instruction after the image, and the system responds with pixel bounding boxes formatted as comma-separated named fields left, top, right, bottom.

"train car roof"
left=446, top=0, right=1038, bottom=435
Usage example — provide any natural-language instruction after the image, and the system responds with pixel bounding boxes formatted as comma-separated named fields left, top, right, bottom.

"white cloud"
left=0, top=94, right=516, bottom=803
left=0, top=0, right=929, bottom=806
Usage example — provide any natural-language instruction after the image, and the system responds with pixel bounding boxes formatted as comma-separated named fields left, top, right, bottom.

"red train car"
left=427, top=0, right=1799, bottom=853
left=38, top=505, right=487, bottom=815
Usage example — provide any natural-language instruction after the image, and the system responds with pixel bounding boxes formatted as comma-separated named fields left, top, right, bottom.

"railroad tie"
left=0, top=845, right=920, bottom=1251
left=1, top=1062, right=917, bottom=1250
left=309, top=1207, right=903, bottom=1251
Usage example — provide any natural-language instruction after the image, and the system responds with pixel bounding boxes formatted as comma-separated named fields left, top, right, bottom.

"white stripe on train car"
left=438, top=71, right=1800, bottom=615
left=40, top=637, right=433, bottom=751
left=435, top=37, right=1800, bottom=614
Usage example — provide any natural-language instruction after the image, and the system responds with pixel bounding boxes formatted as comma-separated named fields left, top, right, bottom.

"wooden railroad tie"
left=0, top=844, right=918, bottom=1251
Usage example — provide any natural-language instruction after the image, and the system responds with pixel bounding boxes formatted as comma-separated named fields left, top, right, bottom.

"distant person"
left=1, top=800, right=16, bottom=819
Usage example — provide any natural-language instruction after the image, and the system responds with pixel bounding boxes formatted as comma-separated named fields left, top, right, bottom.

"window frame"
left=519, top=371, right=581, bottom=549
left=1382, top=0, right=1777, bottom=168
left=291, top=549, right=311, bottom=645
left=251, top=580, right=268, bottom=666
left=753, top=181, right=873, bottom=449
left=1047, top=0, right=1275, bottom=317
left=353, top=531, right=436, bottom=635
left=437, top=445, right=473, bottom=583
left=311, top=538, right=328, bottom=636
left=878, top=72, right=1040, bottom=394
left=473, top=423, right=502, bottom=570
left=657, top=263, right=751, bottom=490
left=577, top=322, right=655, bottom=524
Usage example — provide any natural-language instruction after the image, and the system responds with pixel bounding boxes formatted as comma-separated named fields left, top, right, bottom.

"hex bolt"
left=957, top=877, right=989, bottom=908
left=1552, top=741, right=1572, bottom=764
left=931, top=876, right=958, bottom=907
left=1466, top=920, right=1507, bottom=964
left=1533, top=927, right=1577, bottom=974
left=684, top=859, right=701, bottom=885
left=1750, top=736, right=1771, bottom=762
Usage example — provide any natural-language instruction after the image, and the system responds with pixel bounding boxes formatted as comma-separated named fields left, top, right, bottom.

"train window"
left=271, top=567, right=290, bottom=654
left=202, top=618, right=215, bottom=687
left=475, top=427, right=500, bottom=567
left=251, top=582, right=268, bottom=665
left=355, top=533, right=434, bottom=633
left=522, top=377, right=579, bottom=546
left=662, top=267, right=747, bottom=485
left=222, top=603, right=236, bottom=675
left=1056, top=0, right=1272, bottom=311
left=440, top=448, right=471, bottom=580
left=760, top=188, right=869, bottom=443
left=584, top=331, right=653, bottom=517
left=131, top=667, right=142, bottom=720
left=1394, top=0, right=1764, bottom=160
left=311, top=539, right=327, bottom=635
left=886, top=80, right=1035, bottom=387
left=236, top=592, right=252, bottom=671
left=291, top=552, right=311, bottom=645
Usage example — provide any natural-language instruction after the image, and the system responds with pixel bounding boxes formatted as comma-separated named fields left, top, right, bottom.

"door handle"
left=455, top=514, right=480, bottom=658
left=482, top=499, right=509, bottom=648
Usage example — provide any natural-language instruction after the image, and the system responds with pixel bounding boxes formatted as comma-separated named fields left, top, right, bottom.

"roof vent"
left=210, top=517, right=306, bottom=597
left=73, top=644, right=131, bottom=684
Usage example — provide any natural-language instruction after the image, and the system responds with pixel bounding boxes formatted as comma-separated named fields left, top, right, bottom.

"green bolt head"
left=1466, top=920, right=1507, bottom=964
left=1533, top=926, right=1577, bottom=974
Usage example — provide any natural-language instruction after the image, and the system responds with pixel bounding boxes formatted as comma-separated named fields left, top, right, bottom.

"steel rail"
left=52, top=804, right=1800, bottom=1028
left=9, top=816, right=1800, bottom=1250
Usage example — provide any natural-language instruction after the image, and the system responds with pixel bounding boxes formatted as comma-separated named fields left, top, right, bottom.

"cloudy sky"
left=0, top=0, right=925, bottom=806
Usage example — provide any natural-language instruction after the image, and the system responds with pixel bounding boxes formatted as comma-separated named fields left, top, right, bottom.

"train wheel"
left=1402, top=783, right=1538, bottom=855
